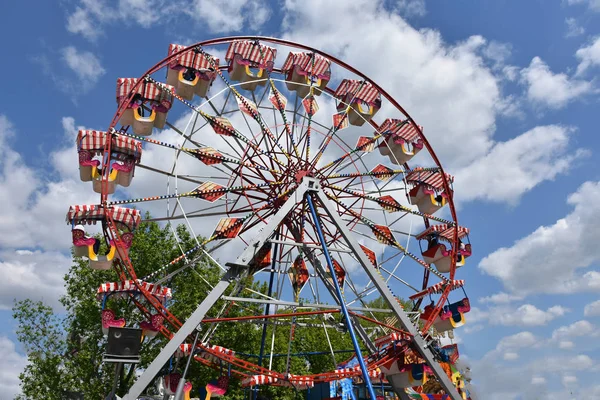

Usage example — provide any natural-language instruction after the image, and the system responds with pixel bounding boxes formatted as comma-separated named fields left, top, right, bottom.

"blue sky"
left=1, top=0, right=600, bottom=398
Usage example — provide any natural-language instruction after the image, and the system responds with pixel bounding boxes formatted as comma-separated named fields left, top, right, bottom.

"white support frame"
left=123, top=178, right=461, bottom=400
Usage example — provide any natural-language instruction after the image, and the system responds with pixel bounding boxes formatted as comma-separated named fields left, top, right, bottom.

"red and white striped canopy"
left=278, top=375, right=315, bottom=389
left=179, top=343, right=192, bottom=355
left=241, top=374, right=278, bottom=387
left=225, top=40, right=277, bottom=66
left=66, top=205, right=142, bottom=231
left=202, top=343, right=235, bottom=357
left=334, top=79, right=381, bottom=105
left=77, top=130, right=142, bottom=161
left=116, top=78, right=174, bottom=104
left=280, top=52, right=331, bottom=77
left=405, top=169, right=454, bottom=191
left=415, top=224, right=469, bottom=241
left=409, top=279, right=465, bottom=300
left=377, top=119, right=422, bottom=142
left=97, top=279, right=172, bottom=299
left=168, top=44, right=219, bottom=71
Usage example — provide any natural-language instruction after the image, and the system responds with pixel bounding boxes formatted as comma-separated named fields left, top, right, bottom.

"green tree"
left=13, top=218, right=364, bottom=400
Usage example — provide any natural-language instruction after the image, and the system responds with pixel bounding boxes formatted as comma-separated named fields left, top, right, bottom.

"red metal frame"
left=94, top=36, right=462, bottom=388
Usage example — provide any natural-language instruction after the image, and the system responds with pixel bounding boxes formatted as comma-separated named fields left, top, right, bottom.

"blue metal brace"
left=306, top=194, right=377, bottom=400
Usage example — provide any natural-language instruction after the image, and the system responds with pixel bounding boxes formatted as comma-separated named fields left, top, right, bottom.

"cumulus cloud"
left=496, top=331, right=539, bottom=351
left=278, top=0, right=582, bottom=208
left=0, top=337, right=26, bottom=399
left=584, top=299, right=600, bottom=317
left=551, top=320, right=598, bottom=341
left=479, top=292, right=523, bottom=304
left=33, top=46, right=106, bottom=99
left=454, top=125, right=587, bottom=204
left=480, top=181, right=600, bottom=295
left=575, top=36, right=600, bottom=75
left=565, top=17, right=585, bottom=38
left=281, top=0, right=503, bottom=169
left=520, top=56, right=593, bottom=109
left=495, top=304, right=569, bottom=326
left=0, top=115, right=97, bottom=309
left=465, top=304, right=569, bottom=327
left=61, top=46, right=105, bottom=85
left=394, top=0, right=427, bottom=17
left=565, top=0, right=600, bottom=12
left=66, top=0, right=271, bottom=40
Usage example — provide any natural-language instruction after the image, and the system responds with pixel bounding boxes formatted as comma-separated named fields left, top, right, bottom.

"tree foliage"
left=13, top=219, right=370, bottom=400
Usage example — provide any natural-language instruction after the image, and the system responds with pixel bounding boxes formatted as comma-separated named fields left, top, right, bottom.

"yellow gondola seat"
left=116, top=78, right=174, bottom=136
left=140, top=313, right=164, bottom=338
left=377, top=119, right=424, bottom=165
left=405, top=169, right=454, bottom=215
left=417, top=225, right=471, bottom=274
left=225, top=40, right=277, bottom=91
left=334, top=79, right=381, bottom=126
left=281, top=52, right=331, bottom=98
left=77, top=130, right=142, bottom=191
left=386, top=364, right=430, bottom=388
left=166, top=44, right=219, bottom=100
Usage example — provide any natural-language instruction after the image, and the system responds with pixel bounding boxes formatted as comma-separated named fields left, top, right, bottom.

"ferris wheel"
left=67, top=37, right=473, bottom=400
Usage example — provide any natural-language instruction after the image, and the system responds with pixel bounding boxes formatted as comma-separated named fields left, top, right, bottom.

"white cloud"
left=480, top=181, right=600, bottom=295
left=496, top=331, right=539, bottom=352
left=281, top=0, right=503, bottom=169
left=0, top=115, right=96, bottom=308
left=66, top=0, right=271, bottom=40
left=503, top=352, right=518, bottom=360
left=551, top=320, right=597, bottom=341
left=61, top=46, right=105, bottom=85
left=531, top=376, right=546, bottom=385
left=584, top=299, right=600, bottom=317
left=188, top=0, right=271, bottom=33
left=520, top=56, right=593, bottom=109
left=565, top=17, right=585, bottom=38
left=0, top=250, right=70, bottom=310
left=482, top=41, right=512, bottom=70
left=454, top=125, right=587, bottom=204
left=394, top=0, right=427, bottom=17
left=565, top=0, right=600, bottom=12
left=562, top=375, right=578, bottom=385
left=494, top=304, right=569, bottom=327
left=278, top=0, right=581, bottom=208
left=0, top=337, right=26, bottom=399
left=575, top=36, right=600, bottom=75
left=559, top=340, right=575, bottom=349
left=479, top=292, right=523, bottom=305
left=33, top=46, right=106, bottom=98
left=467, top=304, right=569, bottom=327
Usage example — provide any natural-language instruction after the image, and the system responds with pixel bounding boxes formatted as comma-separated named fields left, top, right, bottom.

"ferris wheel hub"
left=294, top=170, right=314, bottom=183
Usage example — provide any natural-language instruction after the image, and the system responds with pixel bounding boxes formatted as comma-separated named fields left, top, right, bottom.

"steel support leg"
left=307, top=194, right=377, bottom=400
left=314, top=190, right=462, bottom=400
left=122, top=267, right=241, bottom=400
left=124, top=183, right=311, bottom=399
left=287, top=223, right=377, bottom=354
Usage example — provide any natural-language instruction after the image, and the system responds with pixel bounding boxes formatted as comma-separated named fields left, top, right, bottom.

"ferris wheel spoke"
left=108, top=182, right=277, bottom=206
left=197, top=51, right=294, bottom=165
left=309, top=83, right=369, bottom=170
left=323, top=167, right=406, bottom=181
left=320, top=190, right=442, bottom=280
left=324, top=183, right=454, bottom=225
left=317, top=133, right=387, bottom=177
left=253, top=45, right=303, bottom=161
left=147, top=76, right=288, bottom=170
